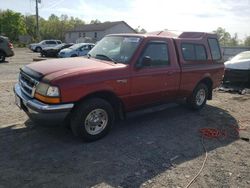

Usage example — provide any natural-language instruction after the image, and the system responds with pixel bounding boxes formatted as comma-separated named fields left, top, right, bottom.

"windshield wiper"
left=95, top=54, right=117, bottom=64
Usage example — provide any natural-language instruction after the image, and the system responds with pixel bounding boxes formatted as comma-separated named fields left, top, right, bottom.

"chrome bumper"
left=14, top=83, right=74, bottom=123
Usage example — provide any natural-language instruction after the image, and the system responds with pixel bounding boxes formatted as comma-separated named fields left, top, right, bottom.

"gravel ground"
left=0, top=48, right=249, bottom=188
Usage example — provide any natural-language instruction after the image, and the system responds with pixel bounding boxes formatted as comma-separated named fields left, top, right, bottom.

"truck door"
left=129, top=39, right=180, bottom=109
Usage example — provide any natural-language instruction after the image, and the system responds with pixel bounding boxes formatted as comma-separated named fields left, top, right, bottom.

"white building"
left=65, top=21, right=136, bottom=43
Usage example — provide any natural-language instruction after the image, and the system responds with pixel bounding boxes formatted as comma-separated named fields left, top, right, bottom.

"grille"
left=19, top=71, right=39, bottom=98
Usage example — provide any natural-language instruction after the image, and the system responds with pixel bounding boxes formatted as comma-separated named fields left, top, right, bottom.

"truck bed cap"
left=148, top=30, right=216, bottom=39
left=109, top=31, right=217, bottom=40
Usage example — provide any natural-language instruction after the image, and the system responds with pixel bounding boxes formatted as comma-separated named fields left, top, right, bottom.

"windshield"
left=69, top=43, right=84, bottom=50
left=88, top=36, right=141, bottom=64
left=39, top=40, right=45, bottom=44
left=54, top=43, right=65, bottom=49
left=232, top=51, right=250, bottom=61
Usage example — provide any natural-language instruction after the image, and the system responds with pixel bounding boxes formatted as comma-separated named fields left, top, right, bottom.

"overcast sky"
left=1, top=0, right=250, bottom=39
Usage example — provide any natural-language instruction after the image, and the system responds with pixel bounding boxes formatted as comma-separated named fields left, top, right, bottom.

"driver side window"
left=138, top=42, right=169, bottom=67
left=82, top=45, right=88, bottom=50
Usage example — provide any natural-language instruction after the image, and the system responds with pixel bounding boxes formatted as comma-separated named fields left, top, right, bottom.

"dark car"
left=0, top=36, right=14, bottom=62
left=223, top=51, right=250, bottom=87
left=41, top=43, right=74, bottom=57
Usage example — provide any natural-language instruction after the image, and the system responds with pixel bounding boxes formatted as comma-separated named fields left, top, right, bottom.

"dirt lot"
left=0, top=48, right=249, bottom=188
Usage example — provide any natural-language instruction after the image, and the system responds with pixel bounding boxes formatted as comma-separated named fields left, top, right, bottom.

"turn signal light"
left=34, top=92, right=60, bottom=104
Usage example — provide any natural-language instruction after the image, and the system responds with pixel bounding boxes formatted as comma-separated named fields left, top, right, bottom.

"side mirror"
left=142, top=56, right=152, bottom=66
left=135, top=56, right=152, bottom=69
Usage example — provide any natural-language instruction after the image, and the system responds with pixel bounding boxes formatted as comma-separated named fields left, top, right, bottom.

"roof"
left=0, top=35, right=8, bottom=39
left=178, top=32, right=216, bottom=39
left=146, top=31, right=218, bottom=39
left=147, top=31, right=179, bottom=38
left=68, top=21, right=136, bottom=33
left=107, top=31, right=217, bottom=40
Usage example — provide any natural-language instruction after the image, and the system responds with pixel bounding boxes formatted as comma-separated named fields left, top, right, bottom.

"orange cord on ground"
left=185, top=124, right=246, bottom=188
left=184, top=137, right=208, bottom=188
left=199, top=128, right=227, bottom=139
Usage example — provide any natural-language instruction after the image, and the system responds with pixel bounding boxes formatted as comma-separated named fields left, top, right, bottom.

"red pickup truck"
left=14, top=32, right=224, bottom=141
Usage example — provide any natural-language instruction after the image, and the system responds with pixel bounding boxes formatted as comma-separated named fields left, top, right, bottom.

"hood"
left=224, top=59, right=250, bottom=70
left=25, top=57, right=124, bottom=81
left=30, top=43, right=38, bottom=46
left=59, top=48, right=72, bottom=53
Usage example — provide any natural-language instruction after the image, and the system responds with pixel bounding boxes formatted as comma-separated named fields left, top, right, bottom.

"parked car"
left=29, top=40, right=62, bottom=52
left=0, top=36, right=14, bottom=62
left=58, top=43, right=95, bottom=58
left=14, top=32, right=224, bottom=141
left=41, top=43, right=74, bottom=57
left=223, top=51, right=250, bottom=86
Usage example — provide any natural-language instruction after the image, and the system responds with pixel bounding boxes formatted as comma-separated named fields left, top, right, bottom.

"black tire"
left=70, top=98, right=115, bottom=142
left=0, top=51, right=6, bottom=62
left=187, top=83, right=208, bottom=110
left=35, top=47, right=42, bottom=52
left=71, top=54, right=77, bottom=57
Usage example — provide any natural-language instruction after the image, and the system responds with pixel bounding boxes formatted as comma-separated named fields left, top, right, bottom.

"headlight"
left=47, top=86, right=60, bottom=97
left=35, top=82, right=49, bottom=96
left=34, top=83, right=60, bottom=104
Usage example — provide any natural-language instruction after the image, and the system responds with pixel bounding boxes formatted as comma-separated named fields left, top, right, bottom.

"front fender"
left=60, top=81, right=117, bottom=103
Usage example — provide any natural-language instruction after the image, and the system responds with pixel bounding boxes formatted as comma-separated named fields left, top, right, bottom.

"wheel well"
left=76, top=91, right=125, bottom=120
left=198, top=78, right=213, bottom=100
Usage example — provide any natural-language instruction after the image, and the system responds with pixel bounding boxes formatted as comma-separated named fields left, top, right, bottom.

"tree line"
left=214, top=27, right=250, bottom=47
left=0, top=9, right=249, bottom=46
left=0, top=9, right=85, bottom=43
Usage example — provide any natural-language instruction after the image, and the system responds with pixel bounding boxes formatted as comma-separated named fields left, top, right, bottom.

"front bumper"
left=58, top=54, right=67, bottom=58
left=14, top=83, right=74, bottom=124
left=30, top=46, right=37, bottom=51
left=42, top=50, right=57, bottom=57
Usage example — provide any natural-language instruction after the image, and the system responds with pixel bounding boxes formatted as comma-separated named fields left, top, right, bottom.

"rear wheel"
left=187, top=83, right=208, bottom=110
left=0, top=51, right=6, bottom=62
left=70, top=98, right=114, bottom=142
left=71, top=54, right=77, bottom=57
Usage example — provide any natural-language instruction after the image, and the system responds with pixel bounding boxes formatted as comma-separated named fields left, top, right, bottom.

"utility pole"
left=35, top=0, right=41, bottom=41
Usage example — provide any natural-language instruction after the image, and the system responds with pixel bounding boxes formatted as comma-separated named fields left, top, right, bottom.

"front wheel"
left=70, top=98, right=114, bottom=142
left=35, top=47, right=42, bottom=52
left=187, top=83, right=208, bottom=110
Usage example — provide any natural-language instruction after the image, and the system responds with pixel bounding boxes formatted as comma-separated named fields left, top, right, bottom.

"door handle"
left=116, top=79, right=128, bottom=83
left=167, top=71, right=174, bottom=75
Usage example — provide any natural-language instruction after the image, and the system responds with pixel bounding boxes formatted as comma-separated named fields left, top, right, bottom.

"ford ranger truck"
left=14, top=32, right=224, bottom=141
